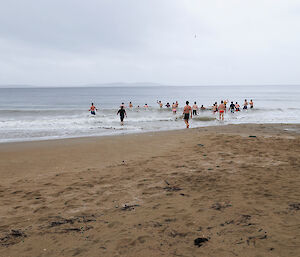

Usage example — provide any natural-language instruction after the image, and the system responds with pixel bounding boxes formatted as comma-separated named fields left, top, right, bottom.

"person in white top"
left=192, top=102, right=198, bottom=116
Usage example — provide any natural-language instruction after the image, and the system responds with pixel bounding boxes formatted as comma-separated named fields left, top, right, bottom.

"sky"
left=0, top=0, right=300, bottom=86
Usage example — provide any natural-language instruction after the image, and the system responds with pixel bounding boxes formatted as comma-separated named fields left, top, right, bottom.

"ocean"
left=0, top=85, right=299, bottom=143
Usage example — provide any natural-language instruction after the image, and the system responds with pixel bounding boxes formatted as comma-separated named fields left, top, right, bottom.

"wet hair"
left=91, top=103, right=94, bottom=105
left=201, top=105, right=203, bottom=107
left=194, top=101, right=196, bottom=104
left=231, top=101, right=233, bottom=104
left=221, top=100, right=223, bottom=103
left=245, top=99, right=247, bottom=101
left=129, top=101, right=132, bottom=103
left=122, top=102, right=124, bottom=104
left=186, top=101, right=189, bottom=105
left=250, top=99, right=252, bottom=101
left=173, top=102, right=174, bottom=104
left=236, top=102, right=238, bottom=104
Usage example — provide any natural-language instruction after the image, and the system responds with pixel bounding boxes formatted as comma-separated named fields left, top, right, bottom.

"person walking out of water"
left=229, top=101, right=235, bottom=113
left=175, top=101, right=179, bottom=107
left=89, top=103, right=98, bottom=115
left=218, top=100, right=226, bottom=120
left=249, top=99, right=254, bottom=109
left=172, top=102, right=177, bottom=114
left=235, top=102, right=240, bottom=111
left=117, top=106, right=127, bottom=126
left=243, top=99, right=248, bottom=110
left=165, top=102, right=170, bottom=108
left=192, top=102, right=198, bottom=116
left=183, top=101, right=192, bottom=128
left=129, top=102, right=133, bottom=108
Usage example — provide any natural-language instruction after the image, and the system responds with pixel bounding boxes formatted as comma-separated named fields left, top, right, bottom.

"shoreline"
left=1, top=122, right=299, bottom=146
left=1, top=123, right=299, bottom=256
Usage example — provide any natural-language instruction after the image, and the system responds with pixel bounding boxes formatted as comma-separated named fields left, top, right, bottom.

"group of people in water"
left=89, top=99, right=254, bottom=128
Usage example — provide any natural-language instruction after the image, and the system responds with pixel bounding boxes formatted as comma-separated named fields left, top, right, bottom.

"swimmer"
left=200, top=105, right=206, bottom=110
left=129, top=102, right=133, bottom=108
left=144, top=103, right=149, bottom=108
left=165, top=102, right=170, bottom=108
left=243, top=99, right=248, bottom=110
left=229, top=101, right=235, bottom=113
left=157, top=100, right=163, bottom=108
left=192, top=102, right=198, bottom=116
left=218, top=100, right=226, bottom=120
left=183, top=101, right=192, bottom=128
left=117, top=106, right=127, bottom=126
left=235, top=102, right=240, bottom=111
left=172, top=102, right=177, bottom=114
left=175, top=101, right=179, bottom=107
left=250, top=99, right=254, bottom=109
left=89, top=103, right=98, bottom=115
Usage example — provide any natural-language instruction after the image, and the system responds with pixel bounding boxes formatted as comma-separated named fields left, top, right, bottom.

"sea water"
left=0, top=85, right=299, bottom=143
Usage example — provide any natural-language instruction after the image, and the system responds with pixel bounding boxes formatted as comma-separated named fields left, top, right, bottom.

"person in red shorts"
left=218, top=100, right=226, bottom=121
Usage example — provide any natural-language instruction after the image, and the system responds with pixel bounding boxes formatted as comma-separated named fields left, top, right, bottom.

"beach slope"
left=0, top=124, right=299, bottom=257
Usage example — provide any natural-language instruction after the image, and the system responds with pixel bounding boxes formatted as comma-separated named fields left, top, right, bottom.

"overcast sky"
left=0, top=0, right=300, bottom=86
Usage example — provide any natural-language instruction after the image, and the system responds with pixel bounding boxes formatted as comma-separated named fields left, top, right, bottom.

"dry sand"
left=0, top=124, right=299, bottom=257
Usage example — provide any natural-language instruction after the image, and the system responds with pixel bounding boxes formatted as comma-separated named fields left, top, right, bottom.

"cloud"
left=0, top=0, right=299, bottom=85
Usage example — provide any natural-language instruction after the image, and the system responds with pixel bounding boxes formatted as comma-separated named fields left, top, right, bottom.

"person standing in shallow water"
left=183, top=101, right=192, bottom=128
left=192, top=102, right=198, bottom=116
left=249, top=99, right=254, bottom=109
left=89, top=103, right=98, bottom=115
left=172, top=102, right=177, bottom=114
left=117, top=106, right=127, bottom=126
left=218, top=100, right=226, bottom=120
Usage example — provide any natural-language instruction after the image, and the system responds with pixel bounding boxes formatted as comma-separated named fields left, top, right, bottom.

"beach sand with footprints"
left=0, top=124, right=299, bottom=257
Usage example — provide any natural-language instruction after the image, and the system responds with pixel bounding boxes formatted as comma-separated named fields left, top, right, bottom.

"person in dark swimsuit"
left=230, top=101, right=235, bottom=113
left=117, top=106, right=127, bottom=125
left=183, top=101, right=192, bottom=128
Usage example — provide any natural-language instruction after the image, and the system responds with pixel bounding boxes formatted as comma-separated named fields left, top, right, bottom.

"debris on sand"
left=163, top=180, right=182, bottom=192
left=211, top=202, right=232, bottom=211
left=49, top=215, right=96, bottom=228
left=194, top=237, right=209, bottom=247
left=289, top=203, right=300, bottom=211
left=0, top=230, right=27, bottom=246
left=121, top=204, right=140, bottom=211
left=163, top=186, right=182, bottom=192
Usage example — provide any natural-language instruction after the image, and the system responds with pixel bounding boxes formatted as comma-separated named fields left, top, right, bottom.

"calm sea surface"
left=0, top=85, right=299, bottom=142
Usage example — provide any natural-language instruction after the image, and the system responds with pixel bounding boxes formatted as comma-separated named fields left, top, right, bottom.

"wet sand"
left=0, top=124, right=300, bottom=257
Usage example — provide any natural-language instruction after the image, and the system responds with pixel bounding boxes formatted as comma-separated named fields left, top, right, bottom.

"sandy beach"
left=0, top=123, right=299, bottom=257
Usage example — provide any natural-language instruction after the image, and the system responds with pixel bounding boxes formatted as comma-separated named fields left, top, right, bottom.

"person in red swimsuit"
left=183, top=101, right=192, bottom=128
